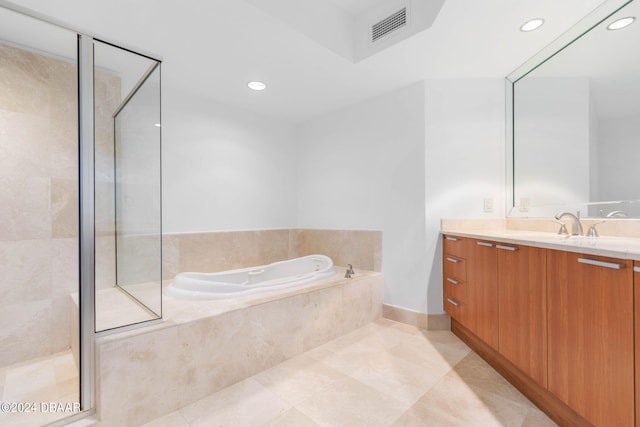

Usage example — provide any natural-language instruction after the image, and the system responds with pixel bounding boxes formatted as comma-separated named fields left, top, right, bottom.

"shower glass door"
left=0, top=7, right=81, bottom=426
left=114, top=55, right=162, bottom=318
left=94, top=41, right=162, bottom=331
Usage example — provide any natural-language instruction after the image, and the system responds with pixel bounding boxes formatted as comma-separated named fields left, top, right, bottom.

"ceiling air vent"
left=372, top=7, right=407, bottom=42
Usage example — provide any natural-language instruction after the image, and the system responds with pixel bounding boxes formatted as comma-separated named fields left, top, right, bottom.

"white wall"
left=161, top=78, right=506, bottom=314
left=424, top=79, right=506, bottom=313
left=296, top=79, right=505, bottom=314
left=162, top=89, right=298, bottom=233
left=162, top=78, right=505, bottom=314
left=297, top=82, right=428, bottom=311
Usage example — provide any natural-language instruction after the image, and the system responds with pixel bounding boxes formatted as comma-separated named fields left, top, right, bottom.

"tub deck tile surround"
left=95, top=268, right=382, bottom=426
left=174, top=230, right=293, bottom=275
left=294, top=229, right=382, bottom=272
left=161, top=228, right=382, bottom=281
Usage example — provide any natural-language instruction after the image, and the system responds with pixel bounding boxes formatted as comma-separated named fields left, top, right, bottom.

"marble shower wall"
left=0, top=44, right=78, bottom=366
left=0, top=44, right=120, bottom=367
left=162, top=228, right=382, bottom=279
left=95, top=71, right=122, bottom=290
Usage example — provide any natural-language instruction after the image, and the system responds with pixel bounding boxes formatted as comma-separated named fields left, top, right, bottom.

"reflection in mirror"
left=510, top=0, right=640, bottom=217
left=94, top=40, right=162, bottom=331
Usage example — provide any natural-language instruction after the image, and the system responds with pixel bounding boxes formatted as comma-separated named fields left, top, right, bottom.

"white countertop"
left=441, top=229, right=640, bottom=261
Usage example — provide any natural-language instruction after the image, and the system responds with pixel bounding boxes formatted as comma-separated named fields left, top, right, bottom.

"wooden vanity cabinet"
left=496, top=243, right=547, bottom=387
left=465, top=238, right=499, bottom=349
left=444, top=233, right=637, bottom=426
left=442, top=235, right=467, bottom=323
left=634, top=261, right=640, bottom=427
left=443, top=235, right=499, bottom=350
left=547, top=250, right=634, bottom=427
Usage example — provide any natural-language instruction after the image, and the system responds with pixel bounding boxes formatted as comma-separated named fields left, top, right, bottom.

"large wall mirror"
left=508, top=0, right=639, bottom=218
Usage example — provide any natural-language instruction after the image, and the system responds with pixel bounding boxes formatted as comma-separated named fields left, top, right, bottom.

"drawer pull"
left=477, top=241, right=494, bottom=247
left=447, top=277, right=459, bottom=285
left=446, top=257, right=460, bottom=264
left=577, top=258, right=624, bottom=270
left=446, top=236, right=459, bottom=241
left=446, top=298, right=460, bottom=307
left=496, top=244, right=518, bottom=252
left=634, top=266, right=640, bottom=273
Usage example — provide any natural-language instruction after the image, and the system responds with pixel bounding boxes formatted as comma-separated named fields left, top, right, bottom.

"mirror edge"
left=505, top=78, right=514, bottom=217
left=506, top=0, right=633, bottom=84
left=505, top=0, right=635, bottom=217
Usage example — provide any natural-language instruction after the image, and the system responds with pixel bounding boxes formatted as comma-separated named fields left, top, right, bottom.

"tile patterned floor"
left=142, top=319, right=557, bottom=427
left=0, top=350, right=79, bottom=427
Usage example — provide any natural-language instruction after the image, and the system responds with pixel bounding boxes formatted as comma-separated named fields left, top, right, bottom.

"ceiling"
left=5, top=0, right=612, bottom=123
left=325, top=0, right=388, bottom=17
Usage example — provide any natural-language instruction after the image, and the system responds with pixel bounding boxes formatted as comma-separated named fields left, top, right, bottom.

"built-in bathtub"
left=95, top=262, right=383, bottom=426
left=165, top=254, right=335, bottom=300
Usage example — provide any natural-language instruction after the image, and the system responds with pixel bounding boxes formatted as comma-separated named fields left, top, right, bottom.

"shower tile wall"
left=95, top=71, right=121, bottom=290
left=0, top=44, right=77, bottom=366
left=0, top=44, right=119, bottom=367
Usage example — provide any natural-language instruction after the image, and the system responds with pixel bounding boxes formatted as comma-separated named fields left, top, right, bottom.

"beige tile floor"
left=141, top=318, right=557, bottom=427
left=0, top=350, right=79, bottom=427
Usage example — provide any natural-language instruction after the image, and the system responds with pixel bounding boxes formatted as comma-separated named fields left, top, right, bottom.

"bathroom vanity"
left=440, top=0, right=640, bottom=422
left=442, top=230, right=638, bottom=427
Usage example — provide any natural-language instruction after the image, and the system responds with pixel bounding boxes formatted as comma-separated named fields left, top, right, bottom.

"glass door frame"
left=0, top=1, right=162, bottom=422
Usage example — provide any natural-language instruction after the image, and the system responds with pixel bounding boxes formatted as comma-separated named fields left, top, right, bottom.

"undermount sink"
left=495, top=231, right=639, bottom=250
left=558, top=234, right=585, bottom=240
left=558, top=234, right=598, bottom=244
left=498, top=230, right=559, bottom=239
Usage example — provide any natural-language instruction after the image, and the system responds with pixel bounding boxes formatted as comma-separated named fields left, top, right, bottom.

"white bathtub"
left=165, top=254, right=335, bottom=300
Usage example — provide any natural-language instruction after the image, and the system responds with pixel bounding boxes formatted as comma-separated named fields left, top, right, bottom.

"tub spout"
left=345, top=264, right=355, bottom=278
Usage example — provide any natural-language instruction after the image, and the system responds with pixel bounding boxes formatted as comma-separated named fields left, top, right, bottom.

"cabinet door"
left=497, top=244, right=547, bottom=386
left=547, top=250, right=633, bottom=427
left=466, top=239, right=498, bottom=349
left=635, top=261, right=640, bottom=427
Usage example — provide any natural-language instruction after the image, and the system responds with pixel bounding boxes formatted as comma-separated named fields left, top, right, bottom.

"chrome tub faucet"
left=345, top=264, right=355, bottom=278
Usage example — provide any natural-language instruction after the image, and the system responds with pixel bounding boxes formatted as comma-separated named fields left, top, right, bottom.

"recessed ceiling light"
left=154, top=123, right=161, bottom=127
left=607, top=16, right=635, bottom=31
left=520, top=18, right=544, bottom=32
left=247, top=81, right=266, bottom=91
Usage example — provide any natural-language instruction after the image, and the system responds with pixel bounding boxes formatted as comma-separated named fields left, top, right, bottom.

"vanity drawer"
left=443, top=235, right=466, bottom=258
left=443, top=294, right=463, bottom=320
left=444, top=275, right=465, bottom=301
left=443, top=255, right=466, bottom=282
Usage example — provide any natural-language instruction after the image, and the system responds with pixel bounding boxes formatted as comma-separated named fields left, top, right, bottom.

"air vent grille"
left=372, top=8, right=407, bottom=42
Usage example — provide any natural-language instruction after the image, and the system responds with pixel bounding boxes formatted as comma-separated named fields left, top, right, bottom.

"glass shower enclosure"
left=94, top=40, right=162, bottom=332
left=0, top=3, right=162, bottom=425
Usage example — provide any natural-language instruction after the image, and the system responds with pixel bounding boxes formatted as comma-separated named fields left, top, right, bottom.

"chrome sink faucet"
left=554, top=211, right=583, bottom=236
